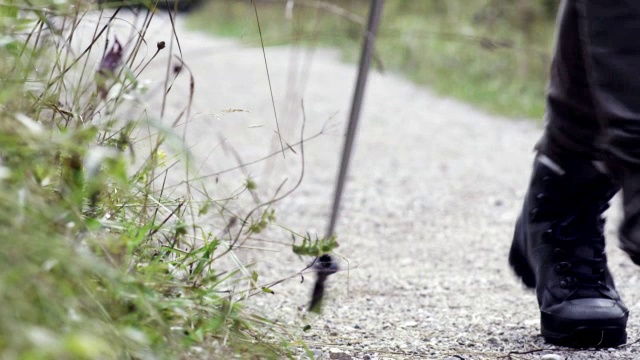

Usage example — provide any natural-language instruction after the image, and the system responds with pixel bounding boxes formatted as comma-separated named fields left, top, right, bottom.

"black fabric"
left=536, top=0, right=640, bottom=264
left=539, top=0, right=640, bottom=166
left=539, top=0, right=602, bottom=161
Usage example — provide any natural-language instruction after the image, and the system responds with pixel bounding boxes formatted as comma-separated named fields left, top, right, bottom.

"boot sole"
left=542, top=325, right=627, bottom=348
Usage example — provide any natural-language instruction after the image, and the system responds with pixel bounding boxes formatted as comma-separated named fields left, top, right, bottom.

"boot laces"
left=530, top=168, right=618, bottom=297
left=550, top=203, right=611, bottom=297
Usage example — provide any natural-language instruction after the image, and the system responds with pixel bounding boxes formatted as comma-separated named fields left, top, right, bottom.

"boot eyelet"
left=536, top=193, right=546, bottom=200
left=543, top=230, right=553, bottom=240
left=529, top=208, right=539, bottom=221
left=555, top=262, right=570, bottom=272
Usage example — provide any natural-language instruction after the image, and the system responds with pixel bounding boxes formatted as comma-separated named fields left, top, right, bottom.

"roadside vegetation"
left=0, top=1, right=336, bottom=358
left=189, top=0, right=559, bottom=119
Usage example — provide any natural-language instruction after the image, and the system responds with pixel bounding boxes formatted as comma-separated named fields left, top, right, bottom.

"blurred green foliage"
left=0, top=1, right=312, bottom=358
left=189, top=0, right=559, bottom=119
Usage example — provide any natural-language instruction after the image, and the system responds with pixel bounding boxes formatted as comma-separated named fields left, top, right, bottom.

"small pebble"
left=329, top=352, right=352, bottom=360
left=541, top=354, right=563, bottom=360
left=401, top=321, right=418, bottom=328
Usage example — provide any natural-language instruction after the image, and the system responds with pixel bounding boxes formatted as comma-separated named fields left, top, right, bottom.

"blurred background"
left=185, top=0, right=560, bottom=119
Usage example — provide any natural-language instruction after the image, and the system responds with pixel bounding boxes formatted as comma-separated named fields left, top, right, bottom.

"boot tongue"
left=568, top=245, right=607, bottom=299
left=573, top=246, right=598, bottom=275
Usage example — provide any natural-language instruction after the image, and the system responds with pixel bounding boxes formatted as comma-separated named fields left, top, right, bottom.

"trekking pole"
left=309, top=0, right=385, bottom=312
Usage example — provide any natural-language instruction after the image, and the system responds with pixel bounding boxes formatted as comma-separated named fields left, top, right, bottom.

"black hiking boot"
left=509, top=155, right=628, bottom=348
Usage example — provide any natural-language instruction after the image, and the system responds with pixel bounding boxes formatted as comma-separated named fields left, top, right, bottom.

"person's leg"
left=536, top=0, right=603, bottom=161
left=576, top=0, right=640, bottom=266
left=510, top=0, right=628, bottom=348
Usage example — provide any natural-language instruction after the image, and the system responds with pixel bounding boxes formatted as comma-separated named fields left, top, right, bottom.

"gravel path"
left=100, top=10, right=640, bottom=359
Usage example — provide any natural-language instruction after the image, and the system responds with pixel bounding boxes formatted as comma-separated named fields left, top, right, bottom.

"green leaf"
left=0, top=4, right=18, bottom=19
left=85, top=218, right=102, bottom=231
left=292, top=234, right=338, bottom=257
left=261, top=287, right=274, bottom=295
left=198, top=200, right=211, bottom=216
left=191, top=238, right=219, bottom=279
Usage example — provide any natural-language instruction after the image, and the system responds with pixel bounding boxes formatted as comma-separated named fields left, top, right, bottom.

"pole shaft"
left=326, top=0, right=384, bottom=237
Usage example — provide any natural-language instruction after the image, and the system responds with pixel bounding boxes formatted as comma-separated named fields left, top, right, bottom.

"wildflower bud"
left=99, top=38, right=123, bottom=74
left=157, top=41, right=165, bottom=50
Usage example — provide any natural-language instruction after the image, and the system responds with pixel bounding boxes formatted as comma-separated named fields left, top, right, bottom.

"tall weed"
left=0, top=1, right=334, bottom=358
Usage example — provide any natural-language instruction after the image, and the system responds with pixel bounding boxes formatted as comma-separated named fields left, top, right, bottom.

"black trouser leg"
left=536, top=0, right=640, bottom=263
left=576, top=0, right=640, bottom=167
left=536, top=0, right=603, bottom=162
left=576, top=0, right=640, bottom=262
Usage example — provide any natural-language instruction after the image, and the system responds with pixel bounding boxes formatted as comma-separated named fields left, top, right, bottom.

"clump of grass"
left=188, top=0, right=558, bottom=119
left=0, top=1, right=336, bottom=358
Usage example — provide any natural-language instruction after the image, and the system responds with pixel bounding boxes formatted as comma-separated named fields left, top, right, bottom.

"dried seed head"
left=157, top=41, right=165, bottom=50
